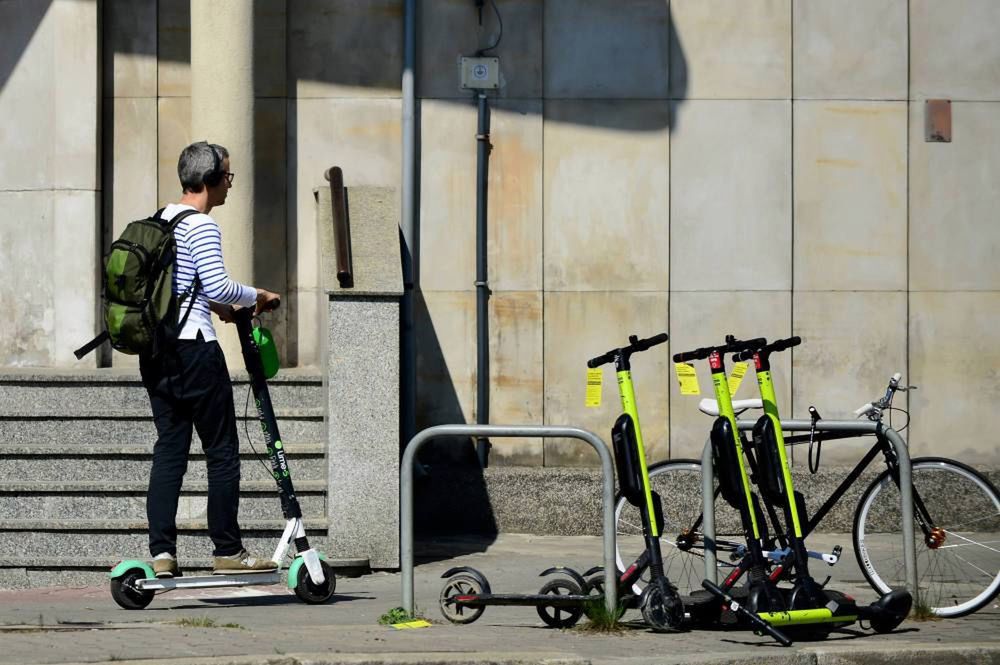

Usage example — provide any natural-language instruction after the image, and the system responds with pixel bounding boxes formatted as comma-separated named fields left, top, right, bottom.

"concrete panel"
left=668, top=291, right=791, bottom=460
left=0, top=191, right=97, bottom=368
left=543, top=101, right=669, bottom=292
left=793, top=0, right=906, bottom=100
left=910, top=102, right=1000, bottom=291
left=290, top=98, right=401, bottom=364
left=108, top=98, right=158, bottom=236
left=909, top=292, right=1000, bottom=463
left=52, top=0, right=99, bottom=191
left=670, top=100, right=791, bottom=291
left=544, top=0, right=669, bottom=99
left=254, top=0, right=286, bottom=98
left=0, top=0, right=53, bottom=190
left=488, top=291, right=544, bottom=465
left=419, top=99, right=543, bottom=292
left=414, top=290, right=544, bottom=465
left=670, top=0, right=790, bottom=99
left=253, top=98, right=288, bottom=349
left=156, top=96, right=191, bottom=205
left=792, top=291, right=907, bottom=463
left=289, top=0, right=402, bottom=98
left=419, top=0, right=542, bottom=99
left=53, top=191, right=100, bottom=368
left=543, top=291, right=670, bottom=467
left=911, top=0, right=1000, bottom=100
left=794, top=101, right=907, bottom=291
left=157, top=0, right=190, bottom=97
left=103, top=0, right=157, bottom=98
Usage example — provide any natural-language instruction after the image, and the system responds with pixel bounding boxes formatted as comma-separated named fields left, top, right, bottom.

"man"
left=141, top=141, right=281, bottom=578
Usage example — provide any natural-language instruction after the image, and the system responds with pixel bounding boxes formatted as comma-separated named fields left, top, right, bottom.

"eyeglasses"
left=224, top=172, right=235, bottom=185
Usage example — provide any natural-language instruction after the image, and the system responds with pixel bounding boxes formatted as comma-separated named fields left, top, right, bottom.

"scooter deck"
left=136, top=572, right=281, bottom=590
left=453, top=593, right=597, bottom=608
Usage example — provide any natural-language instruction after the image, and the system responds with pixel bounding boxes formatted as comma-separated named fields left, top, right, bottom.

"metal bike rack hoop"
left=700, top=419, right=917, bottom=596
left=401, top=424, right=617, bottom=616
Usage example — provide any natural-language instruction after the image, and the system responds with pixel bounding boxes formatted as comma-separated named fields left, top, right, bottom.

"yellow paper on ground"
left=392, top=620, right=432, bottom=630
left=728, top=361, right=749, bottom=395
left=675, top=362, right=700, bottom=395
left=585, top=368, right=603, bottom=407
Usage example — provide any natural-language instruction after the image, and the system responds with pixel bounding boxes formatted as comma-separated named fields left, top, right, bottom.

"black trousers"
left=139, top=335, right=243, bottom=557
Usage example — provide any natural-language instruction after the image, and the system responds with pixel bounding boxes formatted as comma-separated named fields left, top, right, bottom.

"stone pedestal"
left=318, top=185, right=402, bottom=568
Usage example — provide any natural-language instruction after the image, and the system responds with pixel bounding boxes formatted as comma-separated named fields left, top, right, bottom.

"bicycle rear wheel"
left=853, top=457, right=1000, bottom=618
left=614, top=460, right=745, bottom=596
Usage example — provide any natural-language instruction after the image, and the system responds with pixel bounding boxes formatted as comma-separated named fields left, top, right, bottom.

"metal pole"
left=400, top=0, right=417, bottom=447
left=701, top=436, right=717, bottom=584
left=474, top=92, right=492, bottom=468
left=701, top=419, right=917, bottom=597
left=401, top=425, right=617, bottom=617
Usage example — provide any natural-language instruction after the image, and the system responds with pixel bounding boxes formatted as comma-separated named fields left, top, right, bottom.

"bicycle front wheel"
left=614, top=459, right=745, bottom=596
left=853, top=457, right=1000, bottom=618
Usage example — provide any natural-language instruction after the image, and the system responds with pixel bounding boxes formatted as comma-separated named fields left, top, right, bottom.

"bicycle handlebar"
left=672, top=336, right=767, bottom=364
left=587, top=332, right=669, bottom=368
left=854, top=372, right=909, bottom=418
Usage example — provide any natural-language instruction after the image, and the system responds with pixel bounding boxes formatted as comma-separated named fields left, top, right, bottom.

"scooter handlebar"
left=587, top=332, right=668, bottom=368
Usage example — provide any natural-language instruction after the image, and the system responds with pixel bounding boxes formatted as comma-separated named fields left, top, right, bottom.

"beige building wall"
left=3, top=1, right=998, bottom=469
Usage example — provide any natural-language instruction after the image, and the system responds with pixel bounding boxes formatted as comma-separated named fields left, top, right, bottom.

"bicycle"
left=615, top=361, right=1000, bottom=618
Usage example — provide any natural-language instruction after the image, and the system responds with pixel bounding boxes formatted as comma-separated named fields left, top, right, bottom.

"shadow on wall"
left=411, top=289, right=500, bottom=538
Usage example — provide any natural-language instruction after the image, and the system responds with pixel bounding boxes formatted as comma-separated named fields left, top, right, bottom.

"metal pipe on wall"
left=475, top=91, right=492, bottom=467
left=401, top=0, right=417, bottom=448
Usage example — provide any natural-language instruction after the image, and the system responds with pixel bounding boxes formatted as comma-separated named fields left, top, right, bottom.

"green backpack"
left=74, top=208, right=200, bottom=359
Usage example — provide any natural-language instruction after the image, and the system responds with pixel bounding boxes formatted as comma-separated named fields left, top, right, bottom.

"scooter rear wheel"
left=110, top=568, right=154, bottom=610
left=439, top=573, right=486, bottom=624
left=294, top=560, right=337, bottom=604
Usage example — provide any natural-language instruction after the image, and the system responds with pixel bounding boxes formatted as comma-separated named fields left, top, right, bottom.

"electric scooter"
left=109, top=304, right=337, bottom=609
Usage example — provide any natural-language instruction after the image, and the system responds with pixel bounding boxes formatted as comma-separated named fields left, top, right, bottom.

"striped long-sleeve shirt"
left=163, top=203, right=257, bottom=341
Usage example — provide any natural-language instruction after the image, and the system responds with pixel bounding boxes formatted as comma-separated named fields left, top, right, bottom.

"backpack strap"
left=73, top=331, right=109, bottom=360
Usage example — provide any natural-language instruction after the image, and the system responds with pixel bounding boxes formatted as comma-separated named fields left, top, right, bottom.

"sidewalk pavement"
left=0, top=534, right=997, bottom=665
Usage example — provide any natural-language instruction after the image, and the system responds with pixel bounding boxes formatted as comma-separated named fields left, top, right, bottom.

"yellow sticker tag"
left=392, top=620, right=432, bottom=630
left=728, top=361, right=749, bottom=395
left=675, top=362, right=700, bottom=395
left=585, top=368, right=603, bottom=407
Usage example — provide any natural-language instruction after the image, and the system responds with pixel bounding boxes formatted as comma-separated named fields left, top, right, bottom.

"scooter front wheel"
left=110, top=568, right=154, bottom=610
left=537, top=578, right=584, bottom=628
left=640, top=583, right=684, bottom=632
left=294, top=560, right=336, bottom=604
left=439, top=573, right=486, bottom=624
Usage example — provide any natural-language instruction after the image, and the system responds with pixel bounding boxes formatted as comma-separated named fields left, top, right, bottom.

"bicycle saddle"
left=698, top=398, right=763, bottom=416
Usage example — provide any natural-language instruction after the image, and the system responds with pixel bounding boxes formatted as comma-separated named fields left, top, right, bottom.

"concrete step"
left=0, top=367, right=323, bottom=416
left=0, top=519, right=330, bottom=562
left=0, top=408, right=325, bottom=446
left=0, top=443, right=327, bottom=482
left=0, top=480, right=327, bottom=522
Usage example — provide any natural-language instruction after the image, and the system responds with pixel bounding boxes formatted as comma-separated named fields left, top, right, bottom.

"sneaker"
left=152, top=554, right=178, bottom=579
left=212, top=549, right=278, bottom=575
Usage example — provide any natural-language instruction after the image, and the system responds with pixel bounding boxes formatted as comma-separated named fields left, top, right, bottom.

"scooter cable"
left=243, top=382, right=279, bottom=476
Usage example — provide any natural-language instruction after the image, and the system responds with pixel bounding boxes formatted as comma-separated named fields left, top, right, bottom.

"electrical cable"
left=476, top=0, right=503, bottom=55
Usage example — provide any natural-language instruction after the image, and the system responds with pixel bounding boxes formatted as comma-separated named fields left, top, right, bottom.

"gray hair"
left=177, top=141, right=229, bottom=192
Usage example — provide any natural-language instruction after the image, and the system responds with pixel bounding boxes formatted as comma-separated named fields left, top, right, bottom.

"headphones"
left=202, top=142, right=224, bottom=187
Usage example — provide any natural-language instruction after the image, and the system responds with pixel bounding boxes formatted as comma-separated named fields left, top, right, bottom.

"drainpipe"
left=475, top=91, right=492, bottom=468
left=401, top=0, right=417, bottom=449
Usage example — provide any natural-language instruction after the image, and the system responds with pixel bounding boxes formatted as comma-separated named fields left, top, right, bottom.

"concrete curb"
left=52, top=653, right=589, bottom=665
left=47, top=645, right=1000, bottom=665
